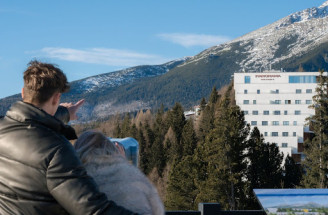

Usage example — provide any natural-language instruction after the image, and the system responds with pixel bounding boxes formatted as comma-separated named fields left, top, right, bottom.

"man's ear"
left=52, top=92, right=61, bottom=106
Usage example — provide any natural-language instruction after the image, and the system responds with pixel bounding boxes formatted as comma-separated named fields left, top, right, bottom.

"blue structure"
left=108, top=137, right=139, bottom=167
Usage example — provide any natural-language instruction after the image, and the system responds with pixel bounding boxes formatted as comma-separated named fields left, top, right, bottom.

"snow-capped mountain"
left=182, top=0, right=328, bottom=72
left=1, top=2, right=328, bottom=120
left=68, top=57, right=189, bottom=94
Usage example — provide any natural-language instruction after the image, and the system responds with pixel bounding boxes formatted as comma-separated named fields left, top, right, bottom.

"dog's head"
left=74, top=130, right=122, bottom=164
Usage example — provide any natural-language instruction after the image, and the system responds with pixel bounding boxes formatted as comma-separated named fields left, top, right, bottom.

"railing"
left=166, top=203, right=266, bottom=215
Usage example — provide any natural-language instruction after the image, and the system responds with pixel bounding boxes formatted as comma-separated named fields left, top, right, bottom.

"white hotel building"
left=234, top=71, right=321, bottom=162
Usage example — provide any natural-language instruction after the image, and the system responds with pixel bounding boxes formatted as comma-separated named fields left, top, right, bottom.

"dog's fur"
left=74, top=130, right=165, bottom=215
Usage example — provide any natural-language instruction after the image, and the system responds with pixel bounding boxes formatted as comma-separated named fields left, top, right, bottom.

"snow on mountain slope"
left=181, top=1, right=328, bottom=72
left=71, top=57, right=189, bottom=94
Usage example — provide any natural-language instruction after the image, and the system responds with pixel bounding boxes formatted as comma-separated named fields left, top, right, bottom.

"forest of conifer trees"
left=73, top=71, right=328, bottom=211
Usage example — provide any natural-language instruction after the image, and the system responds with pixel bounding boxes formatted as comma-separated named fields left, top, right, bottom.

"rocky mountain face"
left=1, top=1, right=328, bottom=121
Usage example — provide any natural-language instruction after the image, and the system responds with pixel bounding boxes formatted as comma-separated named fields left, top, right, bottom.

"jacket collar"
left=6, top=101, right=77, bottom=140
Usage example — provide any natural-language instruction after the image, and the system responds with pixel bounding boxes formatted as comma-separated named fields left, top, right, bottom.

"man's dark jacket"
left=0, top=101, right=137, bottom=215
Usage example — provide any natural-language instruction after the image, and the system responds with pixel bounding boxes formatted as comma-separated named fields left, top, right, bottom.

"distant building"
left=234, top=70, right=325, bottom=162
left=184, top=105, right=201, bottom=120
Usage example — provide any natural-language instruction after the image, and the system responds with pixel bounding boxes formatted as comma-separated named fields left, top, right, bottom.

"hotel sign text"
left=255, top=74, right=281, bottom=80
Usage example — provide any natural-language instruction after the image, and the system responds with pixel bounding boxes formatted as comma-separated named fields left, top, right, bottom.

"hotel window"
left=289, top=75, right=316, bottom=83
left=257, top=89, right=260, bottom=94
left=283, top=121, right=289, bottom=126
left=285, top=100, right=291, bottom=104
left=306, top=89, right=312, bottom=93
left=296, top=89, right=302, bottom=94
left=295, top=110, right=301, bottom=115
left=243, top=111, right=249, bottom=115
left=264, top=132, right=268, bottom=136
left=245, top=76, right=251, bottom=84
left=243, top=100, right=249, bottom=104
left=262, top=121, right=268, bottom=126
left=275, top=100, right=281, bottom=104
left=272, top=121, right=279, bottom=126
left=282, top=132, right=289, bottom=137
left=252, top=111, right=258, bottom=115
left=284, top=110, right=288, bottom=115
left=251, top=121, right=257, bottom=126
left=272, top=132, right=278, bottom=137
left=293, top=132, right=296, bottom=137
left=306, top=100, right=312, bottom=104
left=293, top=121, right=297, bottom=125
left=244, top=89, right=248, bottom=94
left=282, top=143, right=288, bottom=148
left=253, top=100, right=257, bottom=104
left=273, top=111, right=280, bottom=115
left=295, top=100, right=301, bottom=104
left=263, top=110, right=269, bottom=115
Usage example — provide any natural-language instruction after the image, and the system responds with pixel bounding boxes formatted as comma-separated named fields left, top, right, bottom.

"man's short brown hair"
left=23, top=60, right=70, bottom=105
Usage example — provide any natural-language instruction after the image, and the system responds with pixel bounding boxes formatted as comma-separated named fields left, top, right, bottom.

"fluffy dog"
left=74, top=130, right=165, bottom=215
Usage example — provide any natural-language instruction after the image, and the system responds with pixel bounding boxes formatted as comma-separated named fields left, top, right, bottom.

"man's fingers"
left=74, top=99, right=85, bottom=108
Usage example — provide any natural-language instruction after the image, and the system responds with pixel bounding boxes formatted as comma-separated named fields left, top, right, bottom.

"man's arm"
left=46, top=141, right=138, bottom=215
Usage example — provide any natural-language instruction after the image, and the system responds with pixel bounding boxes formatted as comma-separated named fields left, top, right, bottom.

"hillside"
left=1, top=1, right=328, bottom=121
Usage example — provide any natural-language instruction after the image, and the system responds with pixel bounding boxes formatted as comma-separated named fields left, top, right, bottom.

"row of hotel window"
left=249, top=121, right=299, bottom=126
left=244, top=75, right=317, bottom=84
left=262, top=131, right=296, bottom=138
left=243, top=110, right=302, bottom=115
left=243, top=100, right=312, bottom=105
left=243, top=89, right=313, bottom=94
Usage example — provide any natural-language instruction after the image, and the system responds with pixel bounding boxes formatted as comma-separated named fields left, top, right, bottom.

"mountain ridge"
left=1, top=2, right=328, bottom=120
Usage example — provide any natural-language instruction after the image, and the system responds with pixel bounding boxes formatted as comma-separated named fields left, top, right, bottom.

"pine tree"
left=181, top=119, right=198, bottom=157
left=197, top=104, right=214, bottom=143
left=302, top=70, right=328, bottom=188
left=198, top=86, right=250, bottom=210
left=164, top=127, right=179, bottom=163
left=244, top=127, right=284, bottom=209
left=208, top=86, right=218, bottom=106
left=167, top=102, right=186, bottom=146
left=121, top=113, right=131, bottom=137
left=137, top=123, right=149, bottom=174
left=165, top=156, right=198, bottom=210
left=151, top=105, right=168, bottom=176
left=200, top=97, right=206, bottom=111
left=283, top=155, right=302, bottom=188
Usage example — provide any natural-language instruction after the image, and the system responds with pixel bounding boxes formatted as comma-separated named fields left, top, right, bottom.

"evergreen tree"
left=181, top=119, right=198, bottom=157
left=244, top=127, right=284, bottom=209
left=283, top=155, right=302, bottom=188
left=200, top=97, right=206, bottom=111
left=164, top=127, right=179, bottom=163
left=151, top=105, right=168, bottom=176
left=121, top=113, right=131, bottom=137
left=197, top=105, right=214, bottom=143
left=198, top=87, right=250, bottom=210
left=137, top=123, right=149, bottom=174
left=167, top=102, right=186, bottom=145
left=302, top=70, right=328, bottom=188
left=165, top=156, right=198, bottom=211
left=143, top=121, right=155, bottom=174
left=208, top=86, right=218, bottom=106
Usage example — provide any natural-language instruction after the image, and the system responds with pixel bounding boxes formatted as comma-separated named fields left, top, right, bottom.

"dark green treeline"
left=83, top=83, right=303, bottom=211
left=74, top=72, right=328, bottom=210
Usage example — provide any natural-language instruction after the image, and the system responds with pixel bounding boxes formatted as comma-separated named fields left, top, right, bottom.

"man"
left=0, top=61, right=138, bottom=215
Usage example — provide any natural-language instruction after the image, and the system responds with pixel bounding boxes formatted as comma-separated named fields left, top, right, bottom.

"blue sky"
left=0, top=0, right=325, bottom=99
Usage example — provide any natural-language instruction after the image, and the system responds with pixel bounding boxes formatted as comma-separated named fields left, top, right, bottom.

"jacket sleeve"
left=46, top=141, right=138, bottom=215
left=54, top=106, right=70, bottom=124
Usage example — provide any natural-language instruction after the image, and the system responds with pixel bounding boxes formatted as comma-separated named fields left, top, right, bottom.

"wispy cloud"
left=38, top=47, right=169, bottom=66
left=158, top=33, right=231, bottom=47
